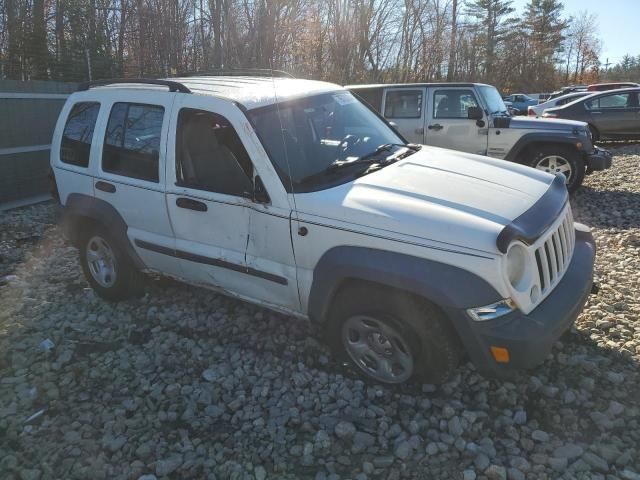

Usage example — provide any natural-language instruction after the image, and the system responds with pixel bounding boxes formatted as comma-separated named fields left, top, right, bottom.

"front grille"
left=534, top=207, right=575, bottom=294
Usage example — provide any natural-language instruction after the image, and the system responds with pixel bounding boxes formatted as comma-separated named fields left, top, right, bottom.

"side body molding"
left=307, top=246, right=501, bottom=323
left=61, top=193, right=146, bottom=269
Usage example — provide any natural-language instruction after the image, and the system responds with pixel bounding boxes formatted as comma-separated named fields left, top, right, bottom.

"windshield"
left=248, top=91, right=405, bottom=192
left=478, top=86, right=509, bottom=113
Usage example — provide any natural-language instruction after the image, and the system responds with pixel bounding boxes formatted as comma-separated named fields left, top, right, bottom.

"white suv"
left=51, top=75, right=596, bottom=384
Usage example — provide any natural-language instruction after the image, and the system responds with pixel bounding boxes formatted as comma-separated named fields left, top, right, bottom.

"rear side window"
left=60, top=102, right=100, bottom=167
left=384, top=90, right=423, bottom=118
left=102, top=103, right=164, bottom=182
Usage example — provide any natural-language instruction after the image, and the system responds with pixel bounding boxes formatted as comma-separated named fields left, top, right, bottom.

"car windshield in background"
left=478, top=85, right=509, bottom=114
left=249, top=91, right=406, bottom=192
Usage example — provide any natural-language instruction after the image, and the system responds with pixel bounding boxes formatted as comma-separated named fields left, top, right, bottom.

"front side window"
left=249, top=91, right=405, bottom=192
left=60, top=102, right=100, bottom=167
left=434, top=89, right=479, bottom=119
left=586, top=93, right=635, bottom=110
left=176, top=108, right=253, bottom=197
left=384, top=90, right=423, bottom=118
left=102, top=102, right=164, bottom=182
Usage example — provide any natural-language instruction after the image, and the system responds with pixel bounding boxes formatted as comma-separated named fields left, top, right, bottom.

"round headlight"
left=506, top=243, right=527, bottom=289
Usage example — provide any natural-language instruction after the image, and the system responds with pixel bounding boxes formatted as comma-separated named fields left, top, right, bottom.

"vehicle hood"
left=508, top=115, right=587, bottom=131
left=294, top=146, right=560, bottom=254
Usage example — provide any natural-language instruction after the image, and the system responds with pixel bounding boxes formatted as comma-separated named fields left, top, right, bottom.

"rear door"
left=423, top=87, right=487, bottom=154
left=381, top=87, right=426, bottom=143
left=92, top=90, right=182, bottom=277
left=585, top=91, right=639, bottom=136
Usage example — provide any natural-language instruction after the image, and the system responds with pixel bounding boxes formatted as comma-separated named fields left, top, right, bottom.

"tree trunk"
left=447, top=0, right=458, bottom=81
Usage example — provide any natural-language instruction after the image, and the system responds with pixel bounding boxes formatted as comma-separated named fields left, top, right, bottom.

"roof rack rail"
left=174, top=68, right=295, bottom=79
left=77, top=78, right=191, bottom=93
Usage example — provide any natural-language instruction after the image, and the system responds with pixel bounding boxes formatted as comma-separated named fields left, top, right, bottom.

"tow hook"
left=591, top=283, right=600, bottom=295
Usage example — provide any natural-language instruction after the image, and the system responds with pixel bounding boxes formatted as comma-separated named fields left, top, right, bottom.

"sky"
left=510, top=0, right=640, bottom=65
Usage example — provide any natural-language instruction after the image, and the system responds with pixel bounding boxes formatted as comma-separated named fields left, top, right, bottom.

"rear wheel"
left=588, top=124, right=600, bottom=143
left=528, top=146, right=585, bottom=194
left=79, top=225, right=141, bottom=301
left=328, top=284, right=462, bottom=384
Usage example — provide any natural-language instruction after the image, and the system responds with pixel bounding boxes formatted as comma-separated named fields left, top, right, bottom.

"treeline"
left=0, top=0, right=629, bottom=92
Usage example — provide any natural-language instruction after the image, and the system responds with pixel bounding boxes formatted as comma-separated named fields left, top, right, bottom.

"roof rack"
left=77, top=78, right=191, bottom=93
left=175, top=68, right=295, bottom=79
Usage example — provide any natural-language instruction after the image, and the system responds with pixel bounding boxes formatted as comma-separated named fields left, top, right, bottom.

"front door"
left=424, top=87, right=488, bottom=155
left=165, top=95, right=299, bottom=310
left=381, top=88, right=426, bottom=143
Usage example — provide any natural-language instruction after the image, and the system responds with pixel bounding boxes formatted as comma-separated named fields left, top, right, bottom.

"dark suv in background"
left=543, top=87, right=640, bottom=141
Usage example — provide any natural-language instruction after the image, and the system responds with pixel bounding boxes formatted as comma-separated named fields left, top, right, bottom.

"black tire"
left=328, top=283, right=462, bottom=384
left=79, top=224, right=141, bottom=301
left=528, top=146, right=585, bottom=194
left=588, top=124, right=600, bottom=143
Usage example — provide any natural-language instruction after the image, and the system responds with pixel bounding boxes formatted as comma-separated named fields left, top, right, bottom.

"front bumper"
left=451, top=226, right=595, bottom=377
left=586, top=147, right=612, bottom=171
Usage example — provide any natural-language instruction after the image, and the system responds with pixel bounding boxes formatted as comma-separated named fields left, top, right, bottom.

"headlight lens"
left=506, top=243, right=527, bottom=289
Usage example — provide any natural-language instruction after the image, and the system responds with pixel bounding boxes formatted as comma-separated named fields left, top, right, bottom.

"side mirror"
left=253, top=176, right=270, bottom=204
left=467, top=106, right=483, bottom=120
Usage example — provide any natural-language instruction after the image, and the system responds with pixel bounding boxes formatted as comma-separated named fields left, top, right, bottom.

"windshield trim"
left=245, top=91, right=408, bottom=194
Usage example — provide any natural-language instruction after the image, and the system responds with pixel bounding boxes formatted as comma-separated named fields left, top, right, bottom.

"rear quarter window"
left=60, top=102, right=100, bottom=168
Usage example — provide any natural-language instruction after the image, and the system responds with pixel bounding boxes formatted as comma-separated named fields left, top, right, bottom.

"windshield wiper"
left=328, top=143, right=420, bottom=171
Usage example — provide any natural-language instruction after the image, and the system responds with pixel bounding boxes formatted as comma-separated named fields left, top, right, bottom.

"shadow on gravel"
left=572, top=186, right=640, bottom=229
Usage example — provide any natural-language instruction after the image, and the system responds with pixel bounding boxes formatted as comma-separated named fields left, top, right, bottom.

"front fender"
left=506, top=131, right=592, bottom=162
left=307, top=246, right=501, bottom=323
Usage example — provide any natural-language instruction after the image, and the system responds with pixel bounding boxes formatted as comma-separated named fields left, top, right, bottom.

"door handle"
left=591, top=111, right=602, bottom=115
left=176, top=197, right=207, bottom=212
left=428, top=124, right=443, bottom=131
left=95, top=181, right=116, bottom=193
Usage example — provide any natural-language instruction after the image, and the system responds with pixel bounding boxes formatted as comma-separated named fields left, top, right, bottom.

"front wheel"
left=328, top=284, right=462, bottom=384
left=528, top=147, right=585, bottom=194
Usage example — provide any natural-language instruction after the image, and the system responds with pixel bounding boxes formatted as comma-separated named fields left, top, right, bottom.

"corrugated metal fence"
left=0, top=80, right=77, bottom=204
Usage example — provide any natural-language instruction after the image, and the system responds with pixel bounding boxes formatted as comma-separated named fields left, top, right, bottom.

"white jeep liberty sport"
left=51, top=75, right=596, bottom=384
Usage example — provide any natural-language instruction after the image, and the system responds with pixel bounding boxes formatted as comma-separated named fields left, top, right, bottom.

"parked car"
left=543, top=87, right=640, bottom=141
left=548, top=85, right=587, bottom=100
left=502, top=93, right=538, bottom=114
left=586, top=82, right=640, bottom=92
left=347, top=82, right=611, bottom=192
left=528, top=91, right=591, bottom=116
left=51, top=76, right=597, bottom=384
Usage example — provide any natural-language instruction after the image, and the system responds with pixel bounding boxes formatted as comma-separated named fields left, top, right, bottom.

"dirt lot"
left=1, top=146, right=640, bottom=480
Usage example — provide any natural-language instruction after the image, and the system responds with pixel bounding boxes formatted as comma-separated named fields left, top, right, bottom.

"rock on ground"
left=1, top=145, right=640, bottom=478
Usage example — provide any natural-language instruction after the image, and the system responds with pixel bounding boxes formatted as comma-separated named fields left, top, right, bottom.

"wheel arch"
left=506, top=132, right=586, bottom=164
left=62, top=193, right=146, bottom=270
left=307, top=246, right=502, bottom=325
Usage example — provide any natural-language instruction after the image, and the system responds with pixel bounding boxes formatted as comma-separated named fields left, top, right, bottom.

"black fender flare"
left=505, top=132, right=589, bottom=163
left=307, top=246, right=501, bottom=324
left=61, top=193, right=146, bottom=270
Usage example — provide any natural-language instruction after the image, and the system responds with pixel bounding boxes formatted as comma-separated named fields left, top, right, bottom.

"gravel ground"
left=1, top=146, right=640, bottom=480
